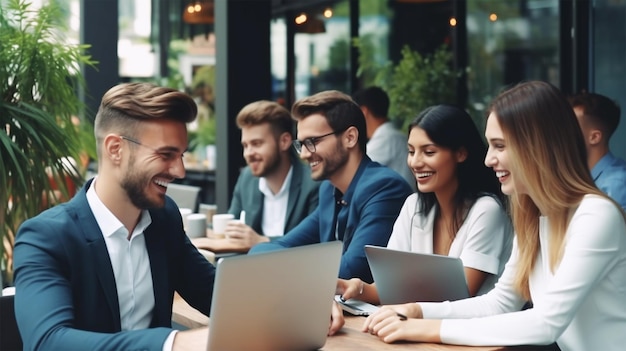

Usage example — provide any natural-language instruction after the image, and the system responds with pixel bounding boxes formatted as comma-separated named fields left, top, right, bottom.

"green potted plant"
left=356, top=40, right=460, bottom=131
left=0, top=0, right=95, bottom=286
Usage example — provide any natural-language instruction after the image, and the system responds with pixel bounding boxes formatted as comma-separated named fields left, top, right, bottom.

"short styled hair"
left=235, top=100, right=294, bottom=137
left=352, top=86, right=390, bottom=119
left=292, top=90, right=367, bottom=153
left=94, top=83, right=197, bottom=151
left=568, top=92, right=621, bottom=140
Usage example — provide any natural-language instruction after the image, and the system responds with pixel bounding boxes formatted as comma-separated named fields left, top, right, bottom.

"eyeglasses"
left=292, top=131, right=340, bottom=154
left=120, top=135, right=184, bottom=162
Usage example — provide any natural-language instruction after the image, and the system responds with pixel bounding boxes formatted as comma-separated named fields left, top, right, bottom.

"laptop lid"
left=207, top=241, right=342, bottom=351
left=364, top=245, right=470, bottom=305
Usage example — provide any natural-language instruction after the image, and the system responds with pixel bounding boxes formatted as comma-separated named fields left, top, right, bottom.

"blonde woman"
left=363, top=81, right=626, bottom=351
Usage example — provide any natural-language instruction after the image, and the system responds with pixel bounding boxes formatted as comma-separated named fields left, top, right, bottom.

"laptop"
left=365, top=245, right=470, bottom=304
left=206, top=241, right=342, bottom=351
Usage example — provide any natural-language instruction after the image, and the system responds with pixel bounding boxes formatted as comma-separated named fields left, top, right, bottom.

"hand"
left=362, top=306, right=440, bottom=344
left=328, top=301, right=345, bottom=336
left=336, top=278, right=364, bottom=301
left=172, top=327, right=209, bottom=351
left=224, top=221, right=268, bottom=249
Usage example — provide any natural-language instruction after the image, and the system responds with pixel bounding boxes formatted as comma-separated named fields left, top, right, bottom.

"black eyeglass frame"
left=119, top=135, right=185, bottom=162
left=292, top=130, right=342, bottom=154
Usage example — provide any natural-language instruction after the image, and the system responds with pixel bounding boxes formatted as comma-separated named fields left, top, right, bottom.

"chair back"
left=166, top=183, right=202, bottom=212
left=0, top=294, right=23, bottom=351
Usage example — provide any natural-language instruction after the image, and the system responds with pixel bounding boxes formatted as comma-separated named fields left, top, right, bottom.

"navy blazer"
left=228, top=155, right=320, bottom=236
left=249, top=157, right=413, bottom=283
left=13, top=179, right=216, bottom=351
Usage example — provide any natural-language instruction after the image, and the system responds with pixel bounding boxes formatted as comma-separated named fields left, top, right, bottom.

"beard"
left=121, top=154, right=165, bottom=209
left=311, top=142, right=348, bottom=181
left=248, top=144, right=282, bottom=178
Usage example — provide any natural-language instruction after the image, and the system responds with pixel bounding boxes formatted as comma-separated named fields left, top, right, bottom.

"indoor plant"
left=0, top=0, right=95, bottom=286
left=356, top=40, right=460, bottom=131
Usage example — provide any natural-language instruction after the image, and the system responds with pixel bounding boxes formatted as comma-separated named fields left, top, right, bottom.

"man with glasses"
left=14, top=83, right=218, bottom=350
left=250, top=90, right=413, bottom=284
left=192, top=100, right=320, bottom=252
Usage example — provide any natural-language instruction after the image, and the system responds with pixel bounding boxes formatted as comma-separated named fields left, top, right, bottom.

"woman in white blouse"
left=363, top=81, right=626, bottom=351
left=337, top=104, right=512, bottom=302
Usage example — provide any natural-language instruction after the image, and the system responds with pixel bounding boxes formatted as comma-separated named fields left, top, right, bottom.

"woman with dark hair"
left=363, top=81, right=626, bottom=351
left=337, top=104, right=512, bottom=302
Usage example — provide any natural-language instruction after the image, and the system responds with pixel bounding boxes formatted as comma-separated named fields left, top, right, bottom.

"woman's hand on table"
left=362, top=303, right=441, bottom=343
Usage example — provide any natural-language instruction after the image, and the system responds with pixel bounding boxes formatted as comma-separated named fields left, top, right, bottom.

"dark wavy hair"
left=409, top=104, right=506, bottom=234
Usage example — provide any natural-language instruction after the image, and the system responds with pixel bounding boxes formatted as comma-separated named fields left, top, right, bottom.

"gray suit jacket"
left=228, top=156, right=320, bottom=236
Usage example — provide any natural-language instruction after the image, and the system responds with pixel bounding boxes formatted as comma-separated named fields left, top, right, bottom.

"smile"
left=496, top=171, right=509, bottom=178
left=416, top=172, right=434, bottom=178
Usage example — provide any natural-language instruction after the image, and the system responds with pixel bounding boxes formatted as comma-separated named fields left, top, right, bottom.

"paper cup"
left=212, top=213, right=235, bottom=239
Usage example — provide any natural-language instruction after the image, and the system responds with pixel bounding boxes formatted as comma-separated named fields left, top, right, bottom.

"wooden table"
left=172, top=294, right=557, bottom=351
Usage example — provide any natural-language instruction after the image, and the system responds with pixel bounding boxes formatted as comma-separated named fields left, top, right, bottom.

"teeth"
left=496, top=171, right=509, bottom=178
left=154, top=179, right=169, bottom=187
left=416, top=172, right=433, bottom=178
left=310, top=161, right=320, bottom=167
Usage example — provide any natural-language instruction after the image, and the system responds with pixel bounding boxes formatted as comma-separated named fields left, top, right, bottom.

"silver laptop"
left=207, top=241, right=342, bottom=351
left=365, top=245, right=470, bottom=304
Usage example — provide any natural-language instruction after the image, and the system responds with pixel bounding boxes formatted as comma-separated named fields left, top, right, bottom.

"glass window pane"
left=466, top=0, right=559, bottom=119
left=293, top=1, right=351, bottom=99
left=592, top=0, right=626, bottom=160
left=119, top=0, right=155, bottom=78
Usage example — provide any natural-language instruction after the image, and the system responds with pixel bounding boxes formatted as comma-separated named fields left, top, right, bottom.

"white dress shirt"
left=86, top=180, right=177, bottom=350
left=259, top=166, right=293, bottom=237
left=420, top=195, right=626, bottom=351
left=387, top=194, right=512, bottom=295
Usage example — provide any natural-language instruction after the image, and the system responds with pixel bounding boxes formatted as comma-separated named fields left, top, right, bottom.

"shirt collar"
left=86, top=177, right=152, bottom=238
left=591, top=152, right=616, bottom=180
left=259, top=165, right=293, bottom=198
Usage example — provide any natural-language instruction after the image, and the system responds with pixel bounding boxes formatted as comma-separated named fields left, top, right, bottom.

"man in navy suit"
left=13, top=83, right=216, bottom=350
left=193, top=100, right=319, bottom=252
left=249, top=90, right=413, bottom=283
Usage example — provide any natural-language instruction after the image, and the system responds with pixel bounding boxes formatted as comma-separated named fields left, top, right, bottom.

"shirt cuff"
left=163, top=330, right=178, bottom=351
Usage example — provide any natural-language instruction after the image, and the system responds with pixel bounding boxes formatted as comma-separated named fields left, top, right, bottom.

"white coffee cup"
left=186, top=213, right=207, bottom=238
left=179, top=208, right=193, bottom=229
left=212, top=213, right=235, bottom=239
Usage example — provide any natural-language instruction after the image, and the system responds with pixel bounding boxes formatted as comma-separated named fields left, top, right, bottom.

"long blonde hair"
left=489, top=81, right=606, bottom=299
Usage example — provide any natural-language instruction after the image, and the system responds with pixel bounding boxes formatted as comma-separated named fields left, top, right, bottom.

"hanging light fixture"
left=183, top=1, right=214, bottom=24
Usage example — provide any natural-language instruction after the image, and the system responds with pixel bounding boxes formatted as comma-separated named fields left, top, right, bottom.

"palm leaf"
left=1, top=0, right=96, bottom=284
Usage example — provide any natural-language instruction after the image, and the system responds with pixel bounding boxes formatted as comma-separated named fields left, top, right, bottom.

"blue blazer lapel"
left=248, top=180, right=264, bottom=231
left=144, top=220, right=170, bottom=327
left=71, top=180, right=121, bottom=330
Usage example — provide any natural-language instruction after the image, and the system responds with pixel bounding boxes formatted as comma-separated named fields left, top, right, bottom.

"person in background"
left=193, top=100, right=320, bottom=252
left=352, top=86, right=416, bottom=190
left=569, top=91, right=626, bottom=210
left=363, top=81, right=626, bottom=351
left=337, top=105, right=512, bottom=303
left=249, top=90, right=413, bottom=283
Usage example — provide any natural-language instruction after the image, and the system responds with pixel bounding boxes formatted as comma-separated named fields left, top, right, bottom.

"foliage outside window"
left=0, top=0, right=95, bottom=285
left=357, top=40, right=459, bottom=131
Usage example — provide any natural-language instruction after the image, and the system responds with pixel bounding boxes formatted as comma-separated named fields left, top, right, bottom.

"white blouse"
left=420, top=195, right=626, bottom=351
left=387, top=194, right=513, bottom=295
